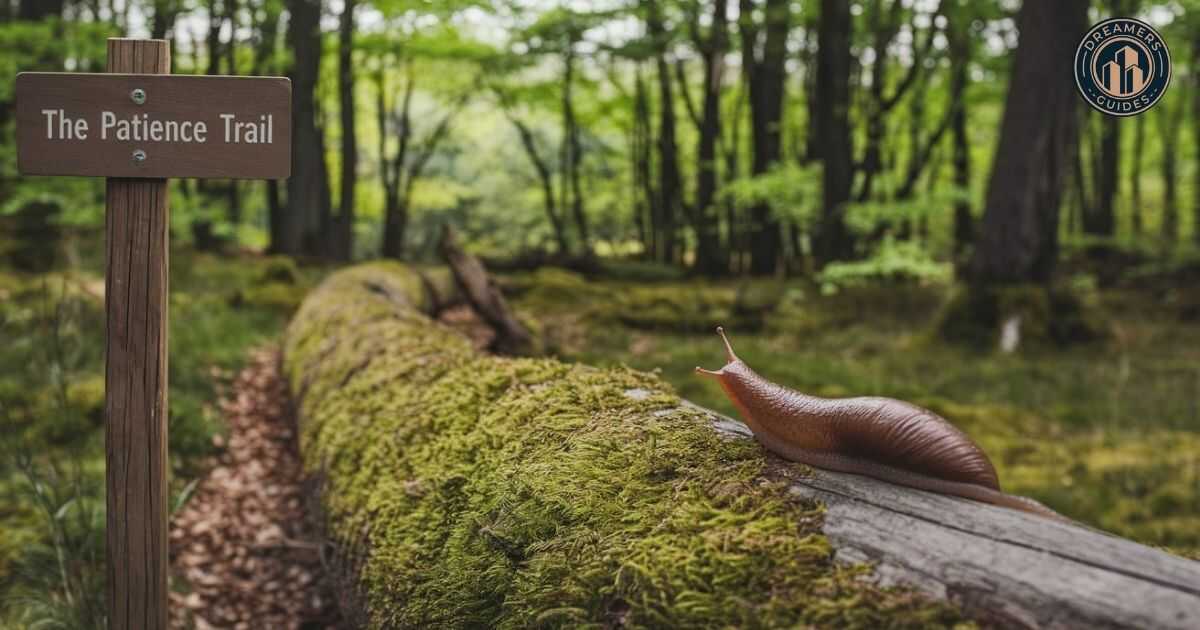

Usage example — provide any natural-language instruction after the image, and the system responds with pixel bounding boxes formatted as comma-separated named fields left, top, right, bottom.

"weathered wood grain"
left=104, top=37, right=169, bottom=630
left=690, top=402, right=1200, bottom=630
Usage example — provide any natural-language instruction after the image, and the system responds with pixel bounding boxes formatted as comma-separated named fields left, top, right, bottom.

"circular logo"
left=1075, top=17, right=1170, bottom=117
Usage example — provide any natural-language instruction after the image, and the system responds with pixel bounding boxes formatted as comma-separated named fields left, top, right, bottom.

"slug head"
left=695, top=326, right=760, bottom=419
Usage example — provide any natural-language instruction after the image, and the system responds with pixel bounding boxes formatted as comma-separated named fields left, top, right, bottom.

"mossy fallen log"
left=284, top=263, right=1200, bottom=629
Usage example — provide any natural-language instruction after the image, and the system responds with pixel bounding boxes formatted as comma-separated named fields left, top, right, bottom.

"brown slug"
left=696, top=327, right=1065, bottom=521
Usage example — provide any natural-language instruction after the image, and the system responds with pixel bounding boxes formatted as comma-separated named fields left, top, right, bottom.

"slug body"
left=696, top=327, right=1063, bottom=521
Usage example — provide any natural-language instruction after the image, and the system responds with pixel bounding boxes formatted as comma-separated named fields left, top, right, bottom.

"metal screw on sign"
left=132, top=148, right=147, bottom=163
left=131, top=88, right=146, bottom=105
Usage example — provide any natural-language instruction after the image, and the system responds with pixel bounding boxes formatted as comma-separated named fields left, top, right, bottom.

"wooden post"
left=15, top=40, right=289, bottom=624
left=104, top=38, right=170, bottom=630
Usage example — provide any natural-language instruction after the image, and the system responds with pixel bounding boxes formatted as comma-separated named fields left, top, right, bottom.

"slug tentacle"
left=695, top=326, right=740, bottom=378
left=697, top=325, right=1068, bottom=522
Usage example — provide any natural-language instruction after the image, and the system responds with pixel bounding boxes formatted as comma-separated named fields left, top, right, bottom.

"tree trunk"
left=1158, top=104, right=1180, bottom=245
left=509, top=115, right=568, bottom=255
left=856, top=0, right=902, bottom=203
left=634, top=65, right=658, bottom=260
left=192, top=0, right=226, bottom=251
left=724, top=79, right=745, bottom=273
left=814, top=0, right=854, bottom=265
left=561, top=46, right=591, bottom=255
left=252, top=0, right=286, bottom=253
left=283, top=0, right=328, bottom=257
left=1130, top=113, right=1144, bottom=236
left=382, top=193, right=409, bottom=259
left=948, top=4, right=973, bottom=257
left=646, top=0, right=681, bottom=266
left=150, top=0, right=178, bottom=39
left=1193, top=32, right=1200, bottom=247
left=740, top=0, right=790, bottom=275
left=691, top=0, right=729, bottom=276
left=18, top=0, right=63, bottom=20
left=334, top=0, right=357, bottom=262
left=1087, top=114, right=1119, bottom=236
left=969, top=0, right=1087, bottom=285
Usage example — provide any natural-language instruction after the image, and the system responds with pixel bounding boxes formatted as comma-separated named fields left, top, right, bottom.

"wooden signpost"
left=14, top=39, right=291, bottom=629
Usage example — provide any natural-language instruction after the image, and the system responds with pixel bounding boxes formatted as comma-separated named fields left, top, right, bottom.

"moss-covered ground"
left=0, top=246, right=322, bottom=627
left=507, top=268, right=1200, bottom=558
left=286, top=264, right=972, bottom=628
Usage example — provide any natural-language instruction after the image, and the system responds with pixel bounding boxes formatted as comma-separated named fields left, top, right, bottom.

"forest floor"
left=501, top=264, right=1200, bottom=557
left=2, top=247, right=1199, bottom=626
left=167, top=347, right=339, bottom=630
left=0, top=246, right=323, bottom=628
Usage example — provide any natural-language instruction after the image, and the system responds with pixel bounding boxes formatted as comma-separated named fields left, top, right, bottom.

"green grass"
left=0, top=248, right=322, bottom=627
left=510, top=270, right=1200, bottom=556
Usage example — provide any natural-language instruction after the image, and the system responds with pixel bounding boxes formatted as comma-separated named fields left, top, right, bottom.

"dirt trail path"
left=168, top=348, right=339, bottom=629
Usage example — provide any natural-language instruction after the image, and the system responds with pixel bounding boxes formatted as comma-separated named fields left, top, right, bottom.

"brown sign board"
left=16, top=72, right=291, bottom=179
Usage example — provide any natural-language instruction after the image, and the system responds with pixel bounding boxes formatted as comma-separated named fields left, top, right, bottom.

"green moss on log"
left=284, top=263, right=971, bottom=629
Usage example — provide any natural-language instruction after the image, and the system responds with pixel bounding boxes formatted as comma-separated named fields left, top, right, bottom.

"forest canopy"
left=1, top=0, right=1196, bottom=280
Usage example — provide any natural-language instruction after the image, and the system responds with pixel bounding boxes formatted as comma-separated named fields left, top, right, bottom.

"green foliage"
left=0, top=250, right=322, bottom=624
left=0, top=453, right=106, bottom=630
left=843, top=189, right=972, bottom=237
left=817, top=237, right=954, bottom=293
left=722, top=163, right=823, bottom=228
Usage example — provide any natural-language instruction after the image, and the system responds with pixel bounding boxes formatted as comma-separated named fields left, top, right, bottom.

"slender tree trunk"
left=228, top=0, right=242, bottom=234
left=691, top=0, right=729, bottom=276
left=802, top=16, right=821, bottom=163
left=561, top=45, right=591, bottom=254
left=150, top=0, right=177, bottom=39
left=634, top=65, right=658, bottom=260
left=1088, top=114, right=1120, bottom=236
left=333, top=0, right=357, bottom=261
left=1193, top=32, right=1200, bottom=246
left=252, top=0, right=286, bottom=253
left=1158, top=104, right=1180, bottom=245
left=283, top=0, right=328, bottom=256
left=724, top=81, right=745, bottom=274
left=857, top=0, right=901, bottom=203
left=815, top=0, right=854, bottom=265
left=510, top=116, right=568, bottom=255
left=1130, top=112, right=1144, bottom=236
left=740, top=0, right=790, bottom=275
left=192, top=0, right=226, bottom=251
left=646, top=0, right=681, bottom=265
left=950, top=18, right=973, bottom=256
left=379, top=62, right=410, bottom=259
left=970, top=0, right=1087, bottom=285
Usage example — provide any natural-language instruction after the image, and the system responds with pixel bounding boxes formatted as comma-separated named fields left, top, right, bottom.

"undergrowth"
left=0, top=248, right=321, bottom=627
left=516, top=271, right=1200, bottom=556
